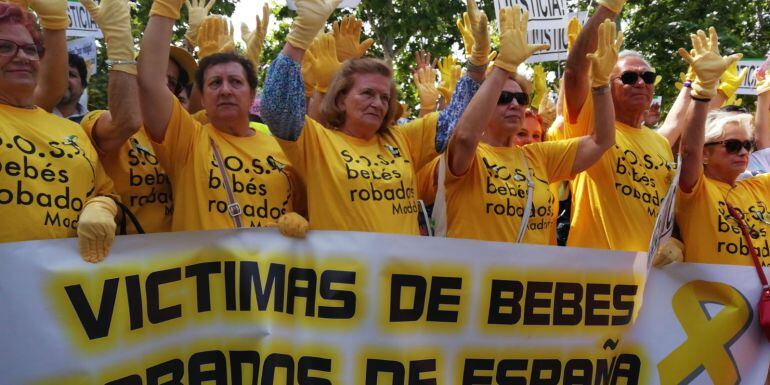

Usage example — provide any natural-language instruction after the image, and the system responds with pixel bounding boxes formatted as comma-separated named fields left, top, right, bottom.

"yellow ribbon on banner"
left=657, top=280, right=752, bottom=384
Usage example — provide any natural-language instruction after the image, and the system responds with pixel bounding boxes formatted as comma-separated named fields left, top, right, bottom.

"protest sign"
left=0, top=230, right=767, bottom=384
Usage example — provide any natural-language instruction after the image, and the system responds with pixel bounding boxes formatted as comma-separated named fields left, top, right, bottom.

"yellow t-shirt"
left=192, top=109, right=272, bottom=136
left=151, top=98, right=299, bottom=231
left=677, top=173, right=770, bottom=266
left=445, top=139, right=579, bottom=244
left=564, top=93, right=675, bottom=252
left=277, top=113, right=441, bottom=234
left=0, top=104, right=115, bottom=243
left=81, top=111, right=172, bottom=234
left=415, top=157, right=439, bottom=206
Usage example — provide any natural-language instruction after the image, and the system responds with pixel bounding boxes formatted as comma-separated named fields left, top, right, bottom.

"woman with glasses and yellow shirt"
left=435, top=15, right=619, bottom=244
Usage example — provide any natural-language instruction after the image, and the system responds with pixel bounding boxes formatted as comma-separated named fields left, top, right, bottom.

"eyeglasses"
left=0, top=39, right=40, bottom=60
left=705, top=139, right=754, bottom=154
left=615, top=71, right=657, bottom=85
left=498, top=91, right=529, bottom=106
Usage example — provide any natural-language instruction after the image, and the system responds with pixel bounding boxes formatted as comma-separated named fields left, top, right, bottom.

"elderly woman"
left=435, top=15, right=618, bottom=244
left=0, top=3, right=119, bottom=262
left=137, top=0, right=305, bottom=234
left=668, top=28, right=768, bottom=266
left=261, top=0, right=490, bottom=234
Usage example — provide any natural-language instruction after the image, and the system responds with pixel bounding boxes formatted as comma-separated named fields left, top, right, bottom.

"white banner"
left=67, top=1, right=103, bottom=39
left=67, top=37, right=98, bottom=76
left=0, top=230, right=768, bottom=384
left=493, top=1, right=583, bottom=63
left=737, top=58, right=765, bottom=96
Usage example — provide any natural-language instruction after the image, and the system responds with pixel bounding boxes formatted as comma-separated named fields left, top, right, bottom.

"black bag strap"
left=115, top=200, right=145, bottom=235
left=726, top=202, right=768, bottom=288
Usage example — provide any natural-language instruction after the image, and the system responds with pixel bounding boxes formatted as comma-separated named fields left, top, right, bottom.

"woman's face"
left=0, top=23, right=39, bottom=96
left=201, top=61, right=254, bottom=122
left=338, top=73, right=391, bottom=135
left=488, top=79, right=527, bottom=135
left=703, top=121, right=752, bottom=180
left=515, top=115, right=543, bottom=146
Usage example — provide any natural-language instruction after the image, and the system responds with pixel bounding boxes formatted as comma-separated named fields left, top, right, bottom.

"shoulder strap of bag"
left=515, top=153, right=535, bottom=243
left=431, top=154, right=448, bottom=237
left=726, top=202, right=768, bottom=288
left=210, top=138, right=243, bottom=229
left=115, top=200, right=145, bottom=235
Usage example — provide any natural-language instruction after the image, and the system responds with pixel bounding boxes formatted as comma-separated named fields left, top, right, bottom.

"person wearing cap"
left=79, top=0, right=197, bottom=234
left=136, top=0, right=307, bottom=236
left=53, top=52, right=89, bottom=123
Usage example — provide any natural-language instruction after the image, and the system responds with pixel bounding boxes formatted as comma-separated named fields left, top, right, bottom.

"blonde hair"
left=319, top=58, right=400, bottom=133
left=704, top=110, right=754, bottom=143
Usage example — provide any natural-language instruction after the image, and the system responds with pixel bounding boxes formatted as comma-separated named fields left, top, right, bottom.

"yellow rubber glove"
left=77, top=196, right=118, bottom=263
left=757, top=72, right=770, bottom=95
left=150, top=0, right=186, bottom=20
left=465, top=0, right=492, bottom=66
left=717, top=61, right=749, bottom=100
left=678, top=27, right=742, bottom=100
left=531, top=64, right=547, bottom=108
left=287, top=0, right=342, bottom=50
left=652, top=238, right=684, bottom=268
left=197, top=15, right=235, bottom=60
left=332, top=15, right=374, bottom=62
left=586, top=19, right=623, bottom=88
left=12, top=0, right=69, bottom=30
left=654, top=74, right=662, bottom=87
left=302, top=34, right=324, bottom=96
left=241, top=3, right=271, bottom=70
left=303, top=33, right=342, bottom=93
left=184, top=0, right=215, bottom=45
left=457, top=12, right=474, bottom=58
left=721, top=94, right=743, bottom=107
left=566, top=16, right=582, bottom=52
left=538, top=96, right=556, bottom=129
left=267, top=212, right=309, bottom=238
left=414, top=66, right=439, bottom=111
left=81, top=0, right=136, bottom=75
left=437, top=56, right=461, bottom=101
left=596, top=0, right=626, bottom=14
left=495, top=6, right=549, bottom=74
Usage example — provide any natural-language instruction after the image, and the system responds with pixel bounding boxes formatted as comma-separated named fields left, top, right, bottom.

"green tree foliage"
left=621, top=0, right=770, bottom=113
left=87, top=0, right=237, bottom=110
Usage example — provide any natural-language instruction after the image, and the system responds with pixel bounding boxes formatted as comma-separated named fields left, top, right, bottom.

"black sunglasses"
left=498, top=91, right=529, bottom=106
left=616, top=71, right=657, bottom=85
left=705, top=139, right=754, bottom=154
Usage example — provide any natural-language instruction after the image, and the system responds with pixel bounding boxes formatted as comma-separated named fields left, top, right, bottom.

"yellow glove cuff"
left=691, top=79, right=718, bottom=100
left=596, top=0, right=625, bottom=13
left=39, top=15, right=70, bottom=30
left=83, top=196, right=119, bottom=216
left=493, top=60, right=519, bottom=75
left=718, top=81, right=740, bottom=100
left=150, top=1, right=182, bottom=20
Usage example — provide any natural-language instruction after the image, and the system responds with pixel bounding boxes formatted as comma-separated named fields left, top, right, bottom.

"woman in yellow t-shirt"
left=0, top=3, right=119, bottom=263
left=439, top=17, right=620, bottom=244
left=261, top=0, right=491, bottom=235
left=676, top=108, right=770, bottom=265
left=137, top=2, right=306, bottom=234
left=666, top=28, right=769, bottom=267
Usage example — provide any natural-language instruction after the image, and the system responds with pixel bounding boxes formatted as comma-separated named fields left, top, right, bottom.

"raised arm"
left=24, top=0, right=69, bottom=111
left=755, top=74, right=770, bottom=150
left=677, top=27, right=740, bottom=192
left=658, top=81, right=692, bottom=149
left=563, top=0, right=622, bottom=120
left=570, top=19, right=620, bottom=175
left=447, top=5, right=547, bottom=176
left=137, top=0, right=185, bottom=143
left=260, top=0, right=340, bottom=141
left=80, top=0, right=141, bottom=153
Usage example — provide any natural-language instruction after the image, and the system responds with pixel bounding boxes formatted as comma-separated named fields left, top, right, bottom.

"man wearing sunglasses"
left=561, top=0, right=675, bottom=253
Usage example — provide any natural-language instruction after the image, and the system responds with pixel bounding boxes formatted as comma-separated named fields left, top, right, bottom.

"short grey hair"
left=704, top=110, right=754, bottom=143
left=617, top=50, right=653, bottom=69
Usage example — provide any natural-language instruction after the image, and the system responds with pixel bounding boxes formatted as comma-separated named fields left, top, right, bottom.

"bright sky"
left=231, top=0, right=271, bottom=42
